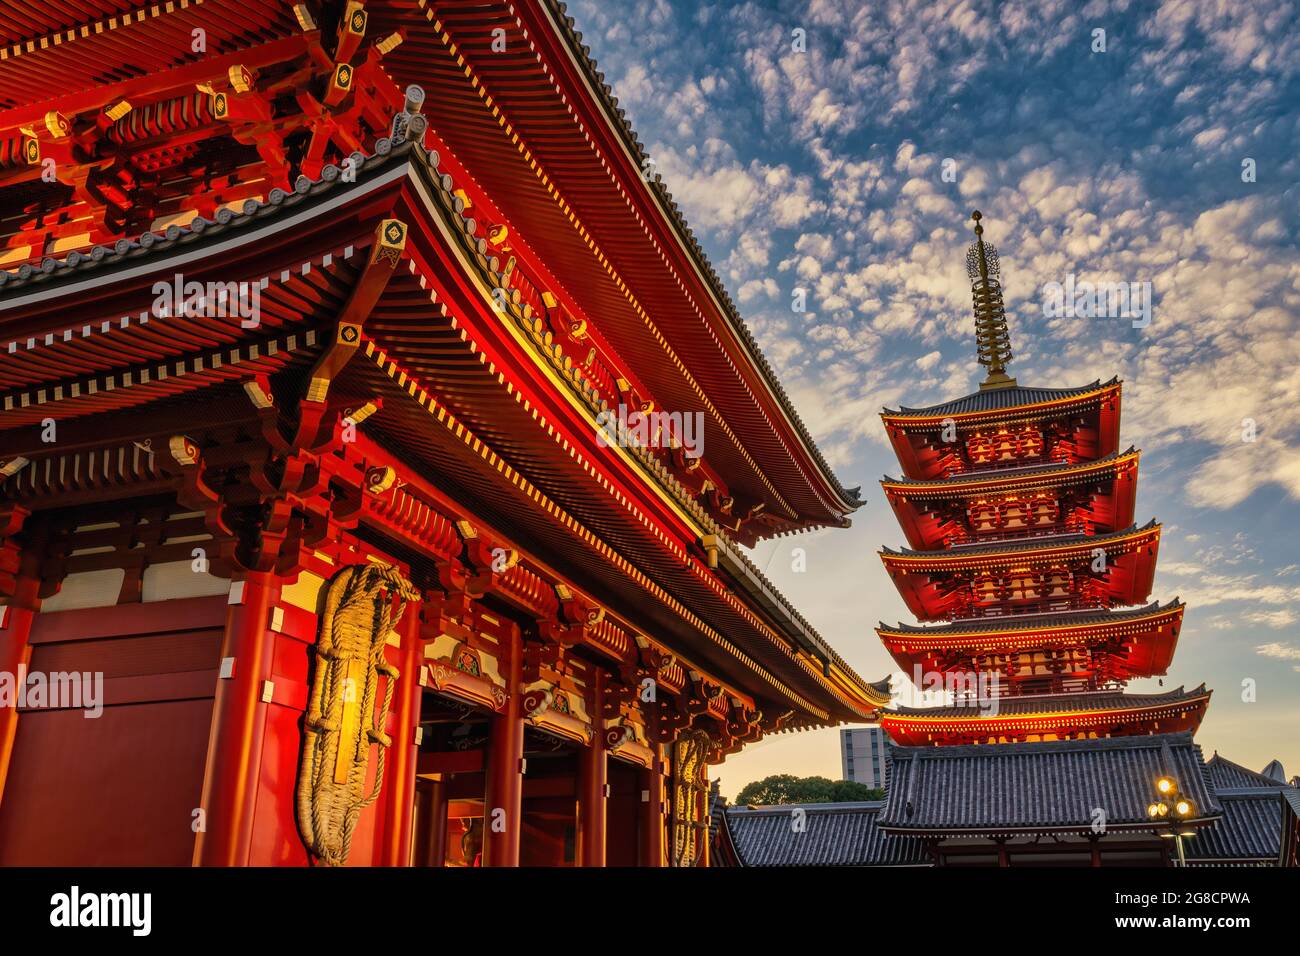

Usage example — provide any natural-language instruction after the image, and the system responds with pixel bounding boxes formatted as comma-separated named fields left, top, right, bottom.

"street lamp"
left=1149, top=775, right=1195, bottom=866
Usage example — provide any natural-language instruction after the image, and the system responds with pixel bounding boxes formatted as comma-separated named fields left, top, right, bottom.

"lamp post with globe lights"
left=1147, top=775, right=1197, bottom=866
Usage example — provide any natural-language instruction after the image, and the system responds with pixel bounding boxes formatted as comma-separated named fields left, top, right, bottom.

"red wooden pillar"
left=482, top=624, right=523, bottom=866
left=414, top=777, right=449, bottom=866
left=578, top=666, right=607, bottom=866
left=639, top=755, right=665, bottom=867
left=378, top=604, right=423, bottom=866
left=0, top=576, right=39, bottom=810
left=193, top=571, right=281, bottom=867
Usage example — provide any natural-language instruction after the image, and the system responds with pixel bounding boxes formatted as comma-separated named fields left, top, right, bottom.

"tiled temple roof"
left=879, top=599, right=1182, bottom=635
left=878, top=732, right=1220, bottom=833
left=0, top=127, right=886, bottom=715
left=723, top=802, right=929, bottom=866
left=1206, top=753, right=1291, bottom=791
left=1184, top=792, right=1286, bottom=864
left=541, top=0, right=862, bottom=510
left=882, top=378, right=1120, bottom=418
left=886, top=683, right=1209, bottom=719
left=869, top=677, right=894, bottom=697
left=1186, top=759, right=1296, bottom=864
left=0, top=145, right=403, bottom=295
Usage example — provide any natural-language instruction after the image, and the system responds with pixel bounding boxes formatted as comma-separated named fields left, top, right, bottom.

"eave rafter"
left=347, top=335, right=869, bottom=722
left=366, top=0, right=858, bottom=535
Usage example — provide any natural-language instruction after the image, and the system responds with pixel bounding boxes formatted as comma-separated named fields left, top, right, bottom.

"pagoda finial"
left=965, top=210, right=1017, bottom=390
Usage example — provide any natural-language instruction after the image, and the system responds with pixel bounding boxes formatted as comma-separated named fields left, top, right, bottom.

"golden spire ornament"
left=966, top=210, right=1017, bottom=390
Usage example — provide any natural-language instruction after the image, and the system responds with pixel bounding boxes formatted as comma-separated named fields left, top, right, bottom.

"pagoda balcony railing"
left=949, top=677, right=1124, bottom=703
left=947, top=522, right=1091, bottom=547
left=954, top=596, right=1109, bottom=620
left=948, top=525, right=1091, bottom=550
left=940, top=452, right=1079, bottom=480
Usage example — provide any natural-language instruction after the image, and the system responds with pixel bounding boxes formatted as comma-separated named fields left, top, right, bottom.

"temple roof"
left=0, top=148, right=391, bottom=296
left=1199, top=750, right=1298, bottom=871
left=0, top=135, right=886, bottom=722
left=529, top=0, right=862, bottom=513
left=0, top=0, right=864, bottom=538
left=721, top=802, right=929, bottom=866
left=1206, top=753, right=1291, bottom=791
left=881, top=448, right=1136, bottom=488
left=1184, top=789, right=1292, bottom=864
left=869, top=677, right=894, bottom=697
left=878, top=732, right=1220, bottom=833
left=881, top=520, right=1157, bottom=560
left=881, top=378, right=1120, bottom=419
left=878, top=599, right=1183, bottom=636
left=885, top=683, right=1209, bottom=718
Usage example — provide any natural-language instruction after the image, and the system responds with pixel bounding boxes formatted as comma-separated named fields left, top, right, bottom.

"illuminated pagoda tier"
left=0, top=0, right=888, bottom=867
left=875, top=211, right=1208, bottom=745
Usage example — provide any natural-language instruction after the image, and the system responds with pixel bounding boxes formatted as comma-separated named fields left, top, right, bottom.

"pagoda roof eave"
left=0, top=0, right=861, bottom=534
left=880, top=378, right=1122, bottom=423
left=0, top=146, right=413, bottom=307
left=881, top=683, right=1210, bottom=718
left=345, top=339, right=881, bottom=722
left=880, top=447, right=1139, bottom=494
left=880, top=520, right=1160, bottom=565
left=877, top=598, right=1185, bottom=639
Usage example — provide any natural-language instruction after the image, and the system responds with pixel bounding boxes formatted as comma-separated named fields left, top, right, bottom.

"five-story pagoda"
left=875, top=212, right=1210, bottom=746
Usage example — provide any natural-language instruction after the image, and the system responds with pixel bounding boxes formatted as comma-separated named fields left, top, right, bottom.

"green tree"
left=734, top=774, right=884, bottom=806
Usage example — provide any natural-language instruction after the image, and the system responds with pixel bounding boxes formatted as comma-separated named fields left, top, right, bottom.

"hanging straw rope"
left=296, top=563, right=420, bottom=866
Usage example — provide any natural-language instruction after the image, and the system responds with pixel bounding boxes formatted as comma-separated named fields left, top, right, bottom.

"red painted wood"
left=0, top=601, right=36, bottom=810
left=577, top=665, right=606, bottom=867
left=192, top=572, right=280, bottom=866
left=28, top=594, right=227, bottom=644
left=0, top=595, right=222, bottom=865
left=482, top=622, right=522, bottom=867
left=0, top=698, right=216, bottom=865
left=379, top=604, right=423, bottom=866
left=639, top=759, right=666, bottom=867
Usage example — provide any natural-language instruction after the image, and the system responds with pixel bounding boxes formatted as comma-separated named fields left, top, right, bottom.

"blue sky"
left=569, top=0, right=1300, bottom=797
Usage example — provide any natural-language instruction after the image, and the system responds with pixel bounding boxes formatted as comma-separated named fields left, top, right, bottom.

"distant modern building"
left=841, top=726, right=889, bottom=789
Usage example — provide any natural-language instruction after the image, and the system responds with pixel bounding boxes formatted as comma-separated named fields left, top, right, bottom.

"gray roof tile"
left=878, top=732, right=1220, bottom=832
left=724, top=802, right=929, bottom=866
left=1205, top=753, right=1291, bottom=791
left=1185, top=791, right=1286, bottom=863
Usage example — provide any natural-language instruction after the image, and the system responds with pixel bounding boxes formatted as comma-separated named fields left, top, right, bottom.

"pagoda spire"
left=966, top=210, right=1017, bottom=390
